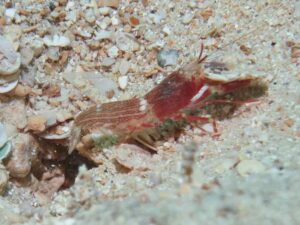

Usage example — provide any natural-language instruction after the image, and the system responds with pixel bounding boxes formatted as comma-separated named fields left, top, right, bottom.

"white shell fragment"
left=0, top=141, right=12, bottom=161
left=39, top=122, right=71, bottom=140
left=107, top=46, right=119, bottom=58
left=118, top=76, right=128, bottom=90
left=0, top=73, right=18, bottom=85
left=94, top=30, right=113, bottom=41
left=0, top=79, right=18, bottom=93
left=0, top=36, right=21, bottom=76
left=40, top=130, right=71, bottom=140
left=43, top=35, right=71, bottom=47
left=0, top=123, right=8, bottom=149
left=204, top=52, right=266, bottom=82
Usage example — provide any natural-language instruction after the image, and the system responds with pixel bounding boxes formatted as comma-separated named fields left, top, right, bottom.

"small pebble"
left=65, top=1, right=75, bottom=10
left=0, top=141, right=12, bottom=161
left=118, top=59, right=130, bottom=75
left=92, top=78, right=118, bottom=97
left=47, top=47, right=60, bottom=62
left=111, top=17, right=119, bottom=25
left=4, top=134, right=32, bottom=178
left=99, top=21, right=108, bottom=30
left=157, top=49, right=179, bottom=67
left=116, top=33, right=139, bottom=52
left=144, top=30, right=156, bottom=42
left=129, top=16, right=140, bottom=27
left=87, top=40, right=101, bottom=50
left=31, top=39, right=44, bottom=57
left=76, top=30, right=92, bottom=39
left=149, top=13, right=163, bottom=24
left=107, top=46, right=119, bottom=58
left=99, top=7, right=110, bottom=16
left=43, top=35, right=71, bottom=47
left=0, top=35, right=21, bottom=75
left=5, top=8, right=16, bottom=18
left=182, top=13, right=194, bottom=24
left=118, top=76, right=128, bottom=90
left=94, top=30, right=113, bottom=41
left=189, top=1, right=197, bottom=8
left=84, top=9, right=95, bottom=24
left=27, top=115, right=47, bottom=132
left=97, top=0, right=119, bottom=8
left=101, top=57, right=116, bottom=67
left=162, top=26, right=171, bottom=35
left=20, top=47, right=34, bottom=66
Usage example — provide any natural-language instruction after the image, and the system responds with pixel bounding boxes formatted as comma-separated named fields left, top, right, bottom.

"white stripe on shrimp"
left=191, top=85, right=209, bottom=102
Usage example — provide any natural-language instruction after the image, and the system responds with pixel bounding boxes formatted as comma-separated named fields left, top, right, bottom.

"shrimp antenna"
left=198, top=43, right=208, bottom=64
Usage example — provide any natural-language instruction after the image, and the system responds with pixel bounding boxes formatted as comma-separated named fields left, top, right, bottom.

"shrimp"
left=69, top=44, right=266, bottom=153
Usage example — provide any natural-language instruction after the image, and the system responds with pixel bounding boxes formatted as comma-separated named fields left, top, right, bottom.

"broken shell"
left=0, top=164, right=9, bottom=195
left=94, top=30, right=113, bottom=41
left=0, top=78, right=18, bottom=93
left=43, top=35, right=71, bottom=47
left=0, top=72, right=19, bottom=85
left=0, top=36, right=21, bottom=76
left=20, top=47, right=34, bottom=66
left=0, top=123, right=8, bottom=149
left=39, top=128, right=71, bottom=140
left=0, top=141, right=12, bottom=161
left=39, top=121, right=72, bottom=140
left=115, top=32, right=140, bottom=53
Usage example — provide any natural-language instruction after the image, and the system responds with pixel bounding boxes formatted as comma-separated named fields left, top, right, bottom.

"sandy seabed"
left=0, top=0, right=299, bottom=224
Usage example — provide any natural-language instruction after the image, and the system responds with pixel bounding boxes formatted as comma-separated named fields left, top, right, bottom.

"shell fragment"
left=0, top=123, right=8, bottom=149
left=0, top=36, right=21, bottom=76
left=0, top=78, right=18, bottom=93
left=0, top=141, right=12, bottom=161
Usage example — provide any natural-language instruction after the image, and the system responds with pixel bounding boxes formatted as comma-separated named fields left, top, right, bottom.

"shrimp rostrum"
left=69, top=44, right=267, bottom=153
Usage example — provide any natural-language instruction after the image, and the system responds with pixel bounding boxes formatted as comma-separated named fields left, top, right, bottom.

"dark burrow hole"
left=31, top=138, right=97, bottom=190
